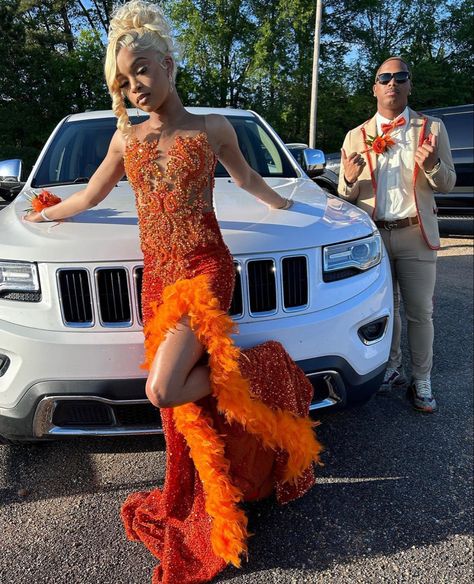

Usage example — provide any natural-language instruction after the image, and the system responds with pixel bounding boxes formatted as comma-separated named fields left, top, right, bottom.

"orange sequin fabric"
left=121, top=131, right=321, bottom=584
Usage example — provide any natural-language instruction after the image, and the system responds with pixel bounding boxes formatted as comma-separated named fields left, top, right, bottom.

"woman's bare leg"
left=145, top=316, right=212, bottom=408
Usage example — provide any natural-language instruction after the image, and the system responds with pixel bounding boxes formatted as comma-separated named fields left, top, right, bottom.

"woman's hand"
left=270, top=198, right=293, bottom=210
left=23, top=210, right=45, bottom=222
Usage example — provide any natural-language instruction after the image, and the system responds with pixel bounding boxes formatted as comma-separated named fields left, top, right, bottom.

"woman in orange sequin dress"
left=24, top=2, right=322, bottom=583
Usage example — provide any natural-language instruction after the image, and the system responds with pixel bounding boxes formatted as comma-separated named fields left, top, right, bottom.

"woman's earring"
left=169, top=76, right=174, bottom=94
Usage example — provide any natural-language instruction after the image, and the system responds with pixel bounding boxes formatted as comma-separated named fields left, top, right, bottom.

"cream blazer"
left=337, top=108, right=456, bottom=249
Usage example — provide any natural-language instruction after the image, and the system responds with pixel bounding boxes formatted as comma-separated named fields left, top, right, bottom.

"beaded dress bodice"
left=124, top=131, right=234, bottom=320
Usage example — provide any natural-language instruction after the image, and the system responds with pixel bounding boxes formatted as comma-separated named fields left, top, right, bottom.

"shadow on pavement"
left=0, top=435, right=166, bottom=507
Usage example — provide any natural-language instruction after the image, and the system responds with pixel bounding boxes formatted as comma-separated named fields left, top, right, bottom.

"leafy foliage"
left=0, top=0, right=111, bottom=174
left=0, top=0, right=472, bottom=175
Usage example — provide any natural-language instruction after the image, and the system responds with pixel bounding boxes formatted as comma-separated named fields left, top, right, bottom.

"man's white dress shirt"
left=375, top=106, right=417, bottom=221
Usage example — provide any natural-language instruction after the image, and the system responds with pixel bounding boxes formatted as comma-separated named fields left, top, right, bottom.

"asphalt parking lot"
left=0, top=210, right=472, bottom=583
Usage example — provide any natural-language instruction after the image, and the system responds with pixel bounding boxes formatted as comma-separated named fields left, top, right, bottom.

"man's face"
left=373, top=59, right=412, bottom=113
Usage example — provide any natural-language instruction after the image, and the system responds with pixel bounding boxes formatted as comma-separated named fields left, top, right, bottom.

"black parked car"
left=421, top=104, right=473, bottom=235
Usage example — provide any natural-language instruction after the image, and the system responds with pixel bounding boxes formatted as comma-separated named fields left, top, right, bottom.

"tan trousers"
left=380, top=224, right=437, bottom=380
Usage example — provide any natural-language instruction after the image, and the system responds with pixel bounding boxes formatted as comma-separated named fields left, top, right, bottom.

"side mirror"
left=303, top=149, right=326, bottom=177
left=285, top=143, right=308, bottom=168
left=0, top=159, right=24, bottom=203
left=0, top=159, right=22, bottom=182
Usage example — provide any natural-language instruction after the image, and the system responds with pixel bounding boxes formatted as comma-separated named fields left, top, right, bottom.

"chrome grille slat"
left=134, top=267, right=143, bottom=323
left=229, top=263, right=243, bottom=317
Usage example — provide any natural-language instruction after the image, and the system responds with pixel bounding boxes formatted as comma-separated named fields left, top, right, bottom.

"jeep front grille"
left=57, top=256, right=309, bottom=327
left=248, top=259, right=277, bottom=314
left=57, top=269, right=93, bottom=326
left=96, top=268, right=132, bottom=326
left=282, top=256, right=308, bottom=308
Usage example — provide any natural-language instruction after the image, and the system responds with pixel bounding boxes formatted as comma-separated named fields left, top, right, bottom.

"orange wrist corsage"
left=24, top=189, right=62, bottom=213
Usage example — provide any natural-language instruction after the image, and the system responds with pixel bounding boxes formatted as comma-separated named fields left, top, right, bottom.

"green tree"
left=1, top=0, right=472, bottom=172
left=168, top=0, right=256, bottom=107
left=0, top=0, right=110, bottom=174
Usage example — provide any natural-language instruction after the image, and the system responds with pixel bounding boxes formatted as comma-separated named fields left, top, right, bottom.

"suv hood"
left=1, top=178, right=374, bottom=262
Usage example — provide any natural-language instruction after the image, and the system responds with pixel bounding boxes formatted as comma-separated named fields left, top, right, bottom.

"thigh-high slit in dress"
left=120, top=131, right=323, bottom=584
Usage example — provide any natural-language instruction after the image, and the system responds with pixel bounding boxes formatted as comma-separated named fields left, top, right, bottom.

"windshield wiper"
left=31, top=177, right=90, bottom=188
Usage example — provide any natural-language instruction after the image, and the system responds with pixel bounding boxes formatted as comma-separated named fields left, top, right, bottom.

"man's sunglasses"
left=376, top=71, right=411, bottom=85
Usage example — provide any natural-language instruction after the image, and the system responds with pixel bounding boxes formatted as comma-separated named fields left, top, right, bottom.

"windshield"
left=31, top=114, right=297, bottom=187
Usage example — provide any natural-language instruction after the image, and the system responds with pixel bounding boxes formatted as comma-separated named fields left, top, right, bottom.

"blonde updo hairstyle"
left=105, top=0, right=179, bottom=135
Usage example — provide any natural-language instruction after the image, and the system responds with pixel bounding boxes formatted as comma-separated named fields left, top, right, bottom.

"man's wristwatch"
left=425, top=159, right=441, bottom=175
left=344, top=176, right=355, bottom=188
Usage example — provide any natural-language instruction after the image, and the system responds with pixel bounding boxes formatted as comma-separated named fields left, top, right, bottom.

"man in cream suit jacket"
left=338, top=56, right=456, bottom=413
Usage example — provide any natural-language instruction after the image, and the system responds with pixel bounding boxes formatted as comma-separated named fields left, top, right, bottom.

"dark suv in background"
left=421, top=104, right=473, bottom=235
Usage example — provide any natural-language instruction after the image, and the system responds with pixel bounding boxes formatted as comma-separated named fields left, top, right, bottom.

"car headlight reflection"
left=323, top=234, right=382, bottom=281
left=0, top=261, right=40, bottom=292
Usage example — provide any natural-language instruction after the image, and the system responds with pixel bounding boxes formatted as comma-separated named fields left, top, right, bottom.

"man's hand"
left=341, top=148, right=366, bottom=185
left=415, top=133, right=438, bottom=172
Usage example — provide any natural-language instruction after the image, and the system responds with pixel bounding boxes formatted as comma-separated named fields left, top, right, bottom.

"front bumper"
left=0, top=358, right=386, bottom=441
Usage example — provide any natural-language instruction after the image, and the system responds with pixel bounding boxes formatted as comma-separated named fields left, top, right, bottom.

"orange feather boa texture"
left=143, top=274, right=322, bottom=567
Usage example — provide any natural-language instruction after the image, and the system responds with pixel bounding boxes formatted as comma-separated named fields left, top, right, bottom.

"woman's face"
left=116, top=46, right=172, bottom=112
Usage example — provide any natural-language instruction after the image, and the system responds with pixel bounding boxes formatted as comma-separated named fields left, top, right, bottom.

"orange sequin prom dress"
left=121, top=131, right=322, bottom=584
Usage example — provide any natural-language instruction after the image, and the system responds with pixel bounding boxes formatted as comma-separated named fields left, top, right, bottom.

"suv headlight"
left=0, top=261, right=40, bottom=294
left=323, top=233, right=382, bottom=282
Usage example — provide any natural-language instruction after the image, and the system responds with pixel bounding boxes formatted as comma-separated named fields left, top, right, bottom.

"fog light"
left=0, top=354, right=11, bottom=377
left=358, top=317, right=388, bottom=344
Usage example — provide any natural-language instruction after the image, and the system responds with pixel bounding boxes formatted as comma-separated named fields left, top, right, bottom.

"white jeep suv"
left=0, top=107, right=392, bottom=442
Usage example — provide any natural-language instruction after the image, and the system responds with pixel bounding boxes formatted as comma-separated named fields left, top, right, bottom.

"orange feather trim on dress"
left=142, top=274, right=323, bottom=566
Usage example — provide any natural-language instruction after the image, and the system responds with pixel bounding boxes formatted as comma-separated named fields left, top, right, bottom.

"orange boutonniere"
left=24, top=189, right=62, bottom=213
left=363, top=132, right=396, bottom=155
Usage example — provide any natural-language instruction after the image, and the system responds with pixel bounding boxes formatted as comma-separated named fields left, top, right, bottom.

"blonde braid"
left=111, top=84, right=131, bottom=136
